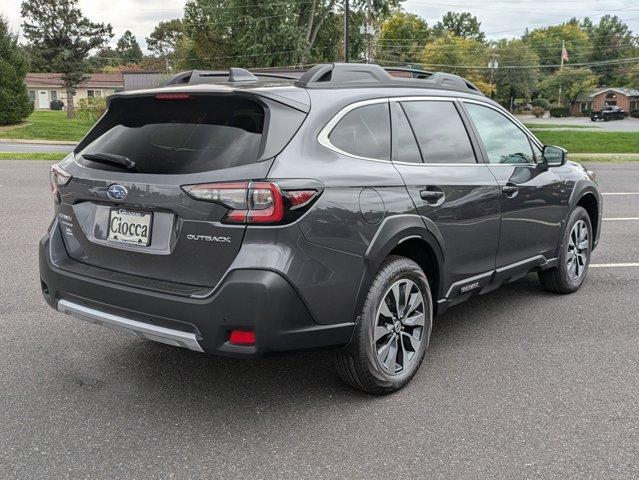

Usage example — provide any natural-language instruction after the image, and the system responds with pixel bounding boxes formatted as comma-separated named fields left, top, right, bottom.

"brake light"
left=49, top=164, right=72, bottom=203
left=182, top=181, right=319, bottom=225
left=155, top=93, right=191, bottom=100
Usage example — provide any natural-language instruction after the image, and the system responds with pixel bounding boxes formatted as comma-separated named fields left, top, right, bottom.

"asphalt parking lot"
left=1, top=161, right=637, bottom=479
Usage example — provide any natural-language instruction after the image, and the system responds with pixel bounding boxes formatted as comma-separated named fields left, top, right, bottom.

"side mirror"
left=543, top=145, right=567, bottom=167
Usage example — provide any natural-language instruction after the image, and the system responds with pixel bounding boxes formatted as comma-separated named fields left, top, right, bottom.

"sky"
left=1, top=0, right=639, bottom=52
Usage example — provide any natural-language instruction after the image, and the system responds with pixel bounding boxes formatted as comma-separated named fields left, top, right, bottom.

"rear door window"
left=401, top=101, right=477, bottom=164
left=328, top=103, right=391, bottom=161
left=77, top=96, right=266, bottom=174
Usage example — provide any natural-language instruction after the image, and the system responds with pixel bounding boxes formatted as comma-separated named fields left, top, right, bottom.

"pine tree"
left=0, top=17, right=33, bottom=125
left=21, top=0, right=112, bottom=119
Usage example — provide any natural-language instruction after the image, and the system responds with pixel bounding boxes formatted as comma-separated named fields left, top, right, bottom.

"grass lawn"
left=0, top=152, right=67, bottom=161
left=0, top=111, right=93, bottom=142
left=532, top=130, right=639, bottom=153
left=525, top=123, right=599, bottom=129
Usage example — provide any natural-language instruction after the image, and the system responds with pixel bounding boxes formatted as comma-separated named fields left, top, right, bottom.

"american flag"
left=562, top=45, right=570, bottom=62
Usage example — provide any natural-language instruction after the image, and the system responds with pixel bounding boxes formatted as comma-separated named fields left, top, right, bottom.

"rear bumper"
left=39, top=224, right=354, bottom=357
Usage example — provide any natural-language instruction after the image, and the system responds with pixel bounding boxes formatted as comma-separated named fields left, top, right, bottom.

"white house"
left=26, top=73, right=124, bottom=110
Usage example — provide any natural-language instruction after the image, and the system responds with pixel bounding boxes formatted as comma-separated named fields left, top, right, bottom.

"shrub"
left=532, top=106, right=546, bottom=118
left=549, top=107, right=569, bottom=118
left=631, top=110, right=639, bottom=118
left=531, top=98, right=551, bottom=110
left=76, top=97, right=107, bottom=123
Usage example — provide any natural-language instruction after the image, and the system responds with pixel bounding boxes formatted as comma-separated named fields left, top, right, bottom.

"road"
left=0, top=161, right=637, bottom=479
left=517, top=115, right=639, bottom=132
left=0, top=141, right=75, bottom=154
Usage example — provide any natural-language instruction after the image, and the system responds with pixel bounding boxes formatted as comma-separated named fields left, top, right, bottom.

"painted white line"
left=590, top=263, right=639, bottom=268
left=603, top=217, right=639, bottom=221
left=602, top=192, right=639, bottom=195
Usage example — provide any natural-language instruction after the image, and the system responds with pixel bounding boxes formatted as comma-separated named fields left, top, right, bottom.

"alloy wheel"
left=567, top=219, right=589, bottom=281
left=373, top=279, right=425, bottom=375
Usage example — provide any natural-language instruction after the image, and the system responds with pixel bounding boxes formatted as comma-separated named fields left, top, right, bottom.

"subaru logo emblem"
left=107, top=184, right=128, bottom=201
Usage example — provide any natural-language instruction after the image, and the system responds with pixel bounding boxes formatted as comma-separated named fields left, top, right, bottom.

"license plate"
left=107, top=209, right=153, bottom=246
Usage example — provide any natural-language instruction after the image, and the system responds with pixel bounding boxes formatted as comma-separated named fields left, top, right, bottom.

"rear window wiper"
left=81, top=153, right=136, bottom=170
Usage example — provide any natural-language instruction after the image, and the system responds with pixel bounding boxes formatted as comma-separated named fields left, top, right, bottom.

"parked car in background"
left=591, top=105, right=625, bottom=121
left=40, top=63, right=603, bottom=394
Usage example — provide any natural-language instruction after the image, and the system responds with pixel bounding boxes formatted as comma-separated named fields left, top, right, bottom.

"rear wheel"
left=336, top=256, right=432, bottom=394
left=539, top=206, right=592, bottom=294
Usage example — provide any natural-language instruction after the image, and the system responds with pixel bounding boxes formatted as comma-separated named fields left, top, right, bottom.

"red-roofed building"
left=26, top=73, right=124, bottom=110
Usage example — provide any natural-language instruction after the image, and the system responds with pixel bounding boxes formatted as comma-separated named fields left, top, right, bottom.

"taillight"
left=49, top=164, right=72, bottom=203
left=182, top=181, right=320, bottom=225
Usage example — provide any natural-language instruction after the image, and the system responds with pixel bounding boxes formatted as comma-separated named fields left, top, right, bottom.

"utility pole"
left=558, top=39, right=565, bottom=107
left=366, top=0, right=373, bottom=63
left=344, top=0, right=350, bottom=63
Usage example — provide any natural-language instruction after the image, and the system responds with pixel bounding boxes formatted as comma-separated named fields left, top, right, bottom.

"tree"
left=432, top=12, right=485, bottom=42
left=0, top=17, right=33, bottom=125
left=539, top=67, right=597, bottom=109
left=585, top=15, right=637, bottom=85
left=147, top=19, right=185, bottom=71
left=523, top=23, right=590, bottom=70
left=115, top=30, right=143, bottom=65
left=21, top=0, right=112, bottom=119
left=375, top=10, right=430, bottom=64
left=493, top=39, right=540, bottom=110
left=181, top=0, right=397, bottom=69
left=421, top=34, right=492, bottom=94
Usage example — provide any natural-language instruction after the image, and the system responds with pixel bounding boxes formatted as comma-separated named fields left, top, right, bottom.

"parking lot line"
left=603, top=217, right=639, bottom=221
left=590, top=263, right=639, bottom=268
left=601, top=192, right=639, bottom=195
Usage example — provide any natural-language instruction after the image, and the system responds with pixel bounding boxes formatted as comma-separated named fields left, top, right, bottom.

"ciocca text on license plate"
left=108, top=209, right=152, bottom=246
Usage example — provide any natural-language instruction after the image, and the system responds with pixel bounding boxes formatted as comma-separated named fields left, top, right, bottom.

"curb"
left=0, top=139, right=77, bottom=146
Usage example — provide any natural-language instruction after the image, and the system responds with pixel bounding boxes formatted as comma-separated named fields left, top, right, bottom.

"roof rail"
left=294, top=63, right=483, bottom=95
left=164, top=68, right=300, bottom=86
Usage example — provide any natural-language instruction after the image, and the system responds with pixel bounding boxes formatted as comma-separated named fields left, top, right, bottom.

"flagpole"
left=558, top=40, right=565, bottom=107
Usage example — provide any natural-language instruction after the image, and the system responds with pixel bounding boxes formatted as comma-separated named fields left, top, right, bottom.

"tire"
left=336, top=256, right=433, bottom=394
left=539, top=206, right=592, bottom=294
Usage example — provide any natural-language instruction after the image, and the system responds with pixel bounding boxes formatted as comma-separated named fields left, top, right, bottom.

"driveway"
left=1, top=161, right=637, bottom=479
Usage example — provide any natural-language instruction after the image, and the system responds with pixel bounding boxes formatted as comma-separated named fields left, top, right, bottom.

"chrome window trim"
left=317, top=95, right=542, bottom=167
left=464, top=99, right=543, bottom=146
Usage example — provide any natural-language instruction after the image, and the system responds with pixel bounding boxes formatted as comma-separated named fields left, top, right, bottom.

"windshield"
left=77, top=96, right=266, bottom=174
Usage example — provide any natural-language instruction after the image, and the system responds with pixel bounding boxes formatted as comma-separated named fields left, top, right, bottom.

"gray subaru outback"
left=40, top=63, right=602, bottom=394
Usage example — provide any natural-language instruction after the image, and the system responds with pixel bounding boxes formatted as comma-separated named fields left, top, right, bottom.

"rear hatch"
left=57, top=90, right=307, bottom=288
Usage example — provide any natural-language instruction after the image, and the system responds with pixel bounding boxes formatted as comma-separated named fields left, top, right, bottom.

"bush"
left=531, top=98, right=551, bottom=110
left=76, top=97, right=107, bottom=123
left=549, top=107, right=569, bottom=118
left=532, top=106, right=546, bottom=118
left=631, top=110, right=639, bottom=118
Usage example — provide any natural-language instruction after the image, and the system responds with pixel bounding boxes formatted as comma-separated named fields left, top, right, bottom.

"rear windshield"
left=77, top=96, right=266, bottom=174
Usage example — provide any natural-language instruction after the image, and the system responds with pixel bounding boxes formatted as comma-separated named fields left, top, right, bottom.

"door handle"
left=502, top=184, right=519, bottom=197
left=420, top=187, right=445, bottom=202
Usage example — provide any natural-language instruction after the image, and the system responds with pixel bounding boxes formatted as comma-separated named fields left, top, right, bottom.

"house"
left=572, top=87, right=639, bottom=116
left=26, top=73, right=124, bottom=110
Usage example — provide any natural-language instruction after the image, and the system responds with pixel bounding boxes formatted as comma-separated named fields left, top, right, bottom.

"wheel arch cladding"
left=576, top=192, right=599, bottom=242
left=361, top=215, right=444, bottom=308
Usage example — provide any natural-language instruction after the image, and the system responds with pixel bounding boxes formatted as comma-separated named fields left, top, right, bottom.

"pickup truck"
left=591, top=105, right=625, bottom=121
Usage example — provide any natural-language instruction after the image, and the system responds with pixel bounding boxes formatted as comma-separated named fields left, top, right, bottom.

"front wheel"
left=539, top=206, right=592, bottom=294
left=336, top=256, right=433, bottom=394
